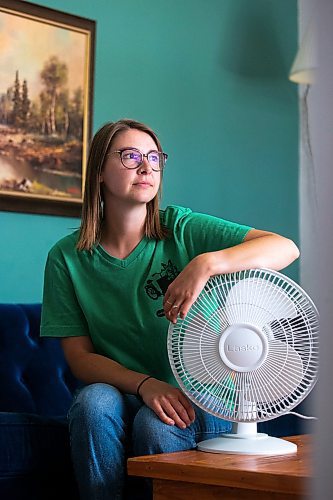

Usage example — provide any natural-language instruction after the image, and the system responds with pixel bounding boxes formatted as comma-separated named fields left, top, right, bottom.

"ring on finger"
left=172, top=305, right=180, bottom=309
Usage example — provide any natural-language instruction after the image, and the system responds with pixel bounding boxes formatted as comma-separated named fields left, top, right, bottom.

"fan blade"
left=224, top=277, right=298, bottom=329
left=181, top=311, right=222, bottom=385
left=244, top=341, right=304, bottom=404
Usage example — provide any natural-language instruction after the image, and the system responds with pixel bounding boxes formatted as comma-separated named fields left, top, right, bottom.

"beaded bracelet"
left=136, top=375, right=153, bottom=399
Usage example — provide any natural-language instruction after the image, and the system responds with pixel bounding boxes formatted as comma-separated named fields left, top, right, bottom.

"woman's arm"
left=164, top=229, right=300, bottom=323
left=209, top=229, right=300, bottom=273
left=61, top=336, right=195, bottom=428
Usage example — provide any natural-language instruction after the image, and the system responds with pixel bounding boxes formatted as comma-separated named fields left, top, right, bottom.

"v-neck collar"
left=96, top=237, right=150, bottom=268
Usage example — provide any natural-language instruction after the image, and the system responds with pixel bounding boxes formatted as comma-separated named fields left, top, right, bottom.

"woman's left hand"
left=163, top=253, right=213, bottom=323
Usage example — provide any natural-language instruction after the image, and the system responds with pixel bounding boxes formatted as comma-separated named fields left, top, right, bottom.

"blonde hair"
left=77, top=119, right=168, bottom=251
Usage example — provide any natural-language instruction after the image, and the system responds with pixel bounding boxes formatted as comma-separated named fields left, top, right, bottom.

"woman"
left=41, top=119, right=299, bottom=499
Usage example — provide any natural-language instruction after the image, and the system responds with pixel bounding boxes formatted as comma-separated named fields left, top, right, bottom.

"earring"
left=99, top=191, right=104, bottom=219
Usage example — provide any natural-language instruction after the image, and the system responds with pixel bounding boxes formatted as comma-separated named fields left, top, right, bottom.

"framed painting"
left=0, top=0, right=95, bottom=217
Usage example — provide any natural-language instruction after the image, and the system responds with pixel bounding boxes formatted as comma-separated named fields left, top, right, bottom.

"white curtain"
left=298, top=0, right=333, bottom=498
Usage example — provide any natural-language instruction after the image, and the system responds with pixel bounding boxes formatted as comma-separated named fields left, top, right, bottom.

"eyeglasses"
left=109, top=148, right=168, bottom=171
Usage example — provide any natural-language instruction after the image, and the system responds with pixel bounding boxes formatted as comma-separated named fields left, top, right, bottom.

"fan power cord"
left=260, top=410, right=318, bottom=420
left=286, top=411, right=318, bottom=420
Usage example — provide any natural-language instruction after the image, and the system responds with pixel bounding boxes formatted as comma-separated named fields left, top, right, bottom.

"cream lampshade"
left=289, top=18, right=317, bottom=84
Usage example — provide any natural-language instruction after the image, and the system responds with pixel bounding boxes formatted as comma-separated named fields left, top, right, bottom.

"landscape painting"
left=0, top=1, right=95, bottom=216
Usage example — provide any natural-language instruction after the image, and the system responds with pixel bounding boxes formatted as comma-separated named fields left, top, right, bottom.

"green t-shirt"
left=40, top=205, right=251, bottom=385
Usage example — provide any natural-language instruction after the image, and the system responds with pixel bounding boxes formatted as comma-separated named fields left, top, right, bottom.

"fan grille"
left=168, top=269, right=319, bottom=422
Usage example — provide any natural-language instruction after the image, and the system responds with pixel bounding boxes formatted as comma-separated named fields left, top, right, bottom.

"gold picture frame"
left=0, top=0, right=95, bottom=217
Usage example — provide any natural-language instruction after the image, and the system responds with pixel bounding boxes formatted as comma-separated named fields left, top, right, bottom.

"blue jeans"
left=68, top=383, right=231, bottom=500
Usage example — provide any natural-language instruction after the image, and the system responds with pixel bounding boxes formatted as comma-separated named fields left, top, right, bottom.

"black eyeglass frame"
left=108, top=147, right=168, bottom=171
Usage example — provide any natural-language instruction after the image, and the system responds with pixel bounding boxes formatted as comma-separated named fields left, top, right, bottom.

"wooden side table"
left=127, top=434, right=312, bottom=499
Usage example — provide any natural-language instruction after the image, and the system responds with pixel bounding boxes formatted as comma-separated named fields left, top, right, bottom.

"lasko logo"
left=227, top=344, right=260, bottom=352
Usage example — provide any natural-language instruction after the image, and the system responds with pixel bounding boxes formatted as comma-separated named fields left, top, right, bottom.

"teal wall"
left=0, top=0, right=298, bottom=302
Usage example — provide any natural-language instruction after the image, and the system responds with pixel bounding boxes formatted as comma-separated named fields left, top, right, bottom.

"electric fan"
left=168, top=268, right=319, bottom=455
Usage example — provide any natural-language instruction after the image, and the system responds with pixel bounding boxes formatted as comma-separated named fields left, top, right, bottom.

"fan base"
left=197, top=433, right=297, bottom=455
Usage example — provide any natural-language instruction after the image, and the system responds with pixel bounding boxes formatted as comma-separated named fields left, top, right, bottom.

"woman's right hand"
left=61, top=337, right=194, bottom=428
left=138, top=378, right=195, bottom=429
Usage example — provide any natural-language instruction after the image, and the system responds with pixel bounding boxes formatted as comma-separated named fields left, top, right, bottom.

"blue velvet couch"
left=0, top=303, right=310, bottom=500
left=0, top=304, right=80, bottom=500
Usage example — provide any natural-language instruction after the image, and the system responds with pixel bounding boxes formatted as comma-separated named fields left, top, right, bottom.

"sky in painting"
left=0, top=9, right=86, bottom=100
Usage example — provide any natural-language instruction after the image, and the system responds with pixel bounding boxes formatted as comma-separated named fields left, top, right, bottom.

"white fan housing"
left=168, top=269, right=319, bottom=455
